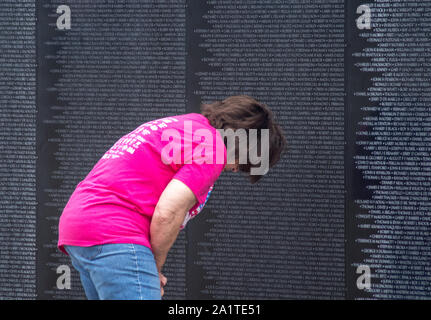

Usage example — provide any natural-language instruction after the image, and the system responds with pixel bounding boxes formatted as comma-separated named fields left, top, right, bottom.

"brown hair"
left=200, top=95, right=287, bottom=184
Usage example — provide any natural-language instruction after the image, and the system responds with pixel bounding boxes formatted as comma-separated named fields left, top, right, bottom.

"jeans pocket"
left=133, top=245, right=158, bottom=274
left=89, top=244, right=104, bottom=260
left=66, top=244, right=104, bottom=261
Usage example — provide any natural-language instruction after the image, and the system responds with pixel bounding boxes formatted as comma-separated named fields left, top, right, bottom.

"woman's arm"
left=150, top=178, right=197, bottom=272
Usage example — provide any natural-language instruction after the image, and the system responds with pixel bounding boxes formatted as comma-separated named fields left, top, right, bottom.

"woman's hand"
left=159, top=271, right=167, bottom=297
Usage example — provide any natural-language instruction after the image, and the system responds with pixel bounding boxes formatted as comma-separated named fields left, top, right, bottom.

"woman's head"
left=200, top=95, right=287, bottom=183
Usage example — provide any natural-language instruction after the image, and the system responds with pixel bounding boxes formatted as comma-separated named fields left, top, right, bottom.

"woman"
left=58, top=95, right=287, bottom=300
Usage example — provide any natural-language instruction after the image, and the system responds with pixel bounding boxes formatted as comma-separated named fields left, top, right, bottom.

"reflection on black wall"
left=0, top=0, right=430, bottom=299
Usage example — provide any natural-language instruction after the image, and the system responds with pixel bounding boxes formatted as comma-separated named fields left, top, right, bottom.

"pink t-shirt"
left=58, top=113, right=227, bottom=254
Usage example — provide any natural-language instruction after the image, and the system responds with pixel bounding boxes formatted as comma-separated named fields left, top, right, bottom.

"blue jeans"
left=64, top=243, right=161, bottom=300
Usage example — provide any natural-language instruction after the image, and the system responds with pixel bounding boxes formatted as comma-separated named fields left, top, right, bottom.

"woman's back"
left=58, top=112, right=226, bottom=254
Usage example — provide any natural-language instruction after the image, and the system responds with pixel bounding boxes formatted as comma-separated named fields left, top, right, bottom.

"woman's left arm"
left=150, top=178, right=197, bottom=272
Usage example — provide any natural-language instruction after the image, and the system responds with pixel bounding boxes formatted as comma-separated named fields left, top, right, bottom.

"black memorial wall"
left=0, top=0, right=430, bottom=299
